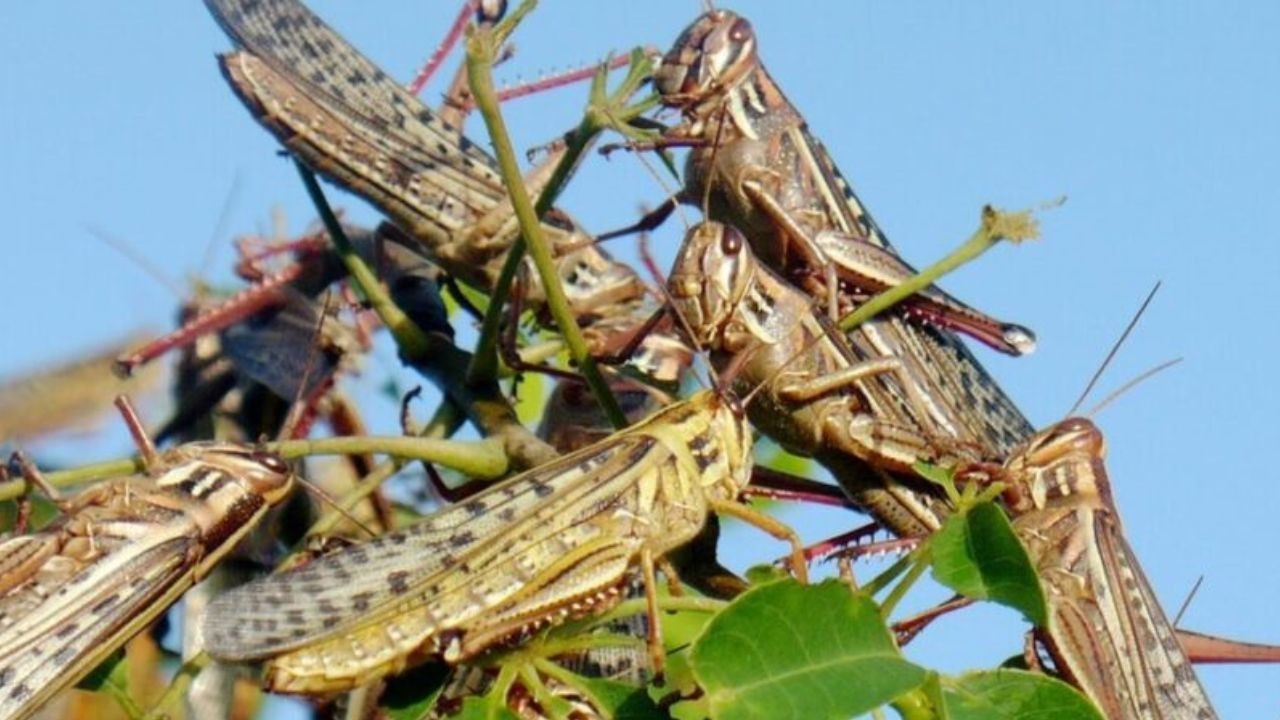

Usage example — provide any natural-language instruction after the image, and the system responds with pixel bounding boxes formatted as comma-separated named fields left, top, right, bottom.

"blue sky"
left=2, top=2, right=1277, bottom=716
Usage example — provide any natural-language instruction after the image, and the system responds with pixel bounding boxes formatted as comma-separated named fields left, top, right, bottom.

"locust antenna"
left=199, top=174, right=243, bottom=279
left=1084, top=357, right=1182, bottom=419
left=1067, top=281, right=1161, bottom=416
left=1172, top=574, right=1205, bottom=627
left=114, top=395, right=161, bottom=472
left=88, top=226, right=185, bottom=300
left=700, top=103, right=730, bottom=220
left=269, top=291, right=379, bottom=539
left=624, top=140, right=692, bottom=235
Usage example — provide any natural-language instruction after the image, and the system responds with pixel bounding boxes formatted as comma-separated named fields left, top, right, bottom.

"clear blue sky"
left=2, top=2, right=1277, bottom=716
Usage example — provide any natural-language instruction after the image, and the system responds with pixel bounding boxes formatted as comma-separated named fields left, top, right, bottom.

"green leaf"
left=941, top=669, right=1104, bottom=720
left=690, top=579, right=925, bottom=719
left=929, top=501, right=1047, bottom=626
left=913, top=461, right=957, bottom=493
left=451, top=695, right=521, bottom=720
left=576, top=677, right=665, bottom=719
left=743, top=564, right=789, bottom=586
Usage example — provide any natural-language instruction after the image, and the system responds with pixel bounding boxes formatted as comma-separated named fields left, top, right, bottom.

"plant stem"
left=839, top=205, right=1038, bottom=332
left=273, top=435, right=507, bottom=479
left=0, top=458, right=143, bottom=501
left=143, top=652, right=211, bottom=720
left=296, top=163, right=430, bottom=357
left=465, top=4, right=627, bottom=428
left=297, top=160, right=556, bottom=470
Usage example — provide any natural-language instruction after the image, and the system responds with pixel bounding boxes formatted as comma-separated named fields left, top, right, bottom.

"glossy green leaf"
left=576, top=677, right=665, bottom=719
left=929, top=501, right=1047, bottom=626
left=690, top=579, right=925, bottom=719
left=941, top=669, right=1104, bottom=720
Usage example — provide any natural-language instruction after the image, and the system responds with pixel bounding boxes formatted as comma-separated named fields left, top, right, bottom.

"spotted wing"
left=1041, top=509, right=1217, bottom=719
left=203, top=433, right=678, bottom=660
left=0, top=531, right=195, bottom=720
left=203, top=0, right=501, bottom=180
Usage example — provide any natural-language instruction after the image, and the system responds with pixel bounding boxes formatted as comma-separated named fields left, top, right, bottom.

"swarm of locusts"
left=3, top=2, right=1277, bottom=719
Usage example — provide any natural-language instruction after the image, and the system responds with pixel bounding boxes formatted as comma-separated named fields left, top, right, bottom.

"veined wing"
left=791, top=125, right=897, bottom=253
left=853, top=315, right=1034, bottom=457
left=1036, top=507, right=1216, bottom=719
left=204, top=0, right=503, bottom=239
left=0, top=531, right=196, bottom=720
left=204, top=431, right=689, bottom=662
left=203, top=0, right=502, bottom=187
left=219, top=51, right=487, bottom=247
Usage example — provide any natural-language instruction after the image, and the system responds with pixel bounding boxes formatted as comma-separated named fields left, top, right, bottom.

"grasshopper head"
left=160, top=442, right=295, bottom=507
left=1002, top=418, right=1109, bottom=512
left=667, top=222, right=754, bottom=348
left=655, top=9, right=758, bottom=109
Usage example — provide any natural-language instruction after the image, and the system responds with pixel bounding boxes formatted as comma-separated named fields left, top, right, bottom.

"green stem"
left=839, top=206, right=1036, bottom=332
left=296, top=163, right=431, bottom=357
left=143, top=652, right=211, bottom=720
left=0, top=458, right=143, bottom=501
left=465, top=7, right=626, bottom=428
left=273, top=435, right=506, bottom=479
left=861, top=552, right=916, bottom=598
left=880, top=554, right=929, bottom=619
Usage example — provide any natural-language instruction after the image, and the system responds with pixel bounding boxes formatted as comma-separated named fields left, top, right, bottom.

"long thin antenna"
left=1067, top=281, right=1161, bottom=416
left=87, top=226, right=185, bottom=299
left=199, top=174, right=243, bottom=278
left=1085, top=357, right=1182, bottom=419
left=1172, top=574, right=1205, bottom=627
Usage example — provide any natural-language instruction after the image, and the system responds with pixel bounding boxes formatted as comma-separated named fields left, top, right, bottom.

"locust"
left=202, top=390, right=805, bottom=694
left=0, top=399, right=294, bottom=720
left=637, top=7, right=1035, bottom=451
left=203, top=0, right=657, bottom=352
left=625, top=8, right=1035, bottom=357
left=963, top=418, right=1218, bottom=719
left=670, top=220, right=1026, bottom=536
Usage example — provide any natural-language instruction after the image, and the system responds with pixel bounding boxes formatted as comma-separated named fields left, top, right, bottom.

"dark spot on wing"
left=388, top=571, right=411, bottom=595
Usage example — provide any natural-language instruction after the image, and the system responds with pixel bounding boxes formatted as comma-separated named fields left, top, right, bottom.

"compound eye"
left=720, top=229, right=743, bottom=255
left=252, top=451, right=290, bottom=474
left=730, top=17, right=754, bottom=43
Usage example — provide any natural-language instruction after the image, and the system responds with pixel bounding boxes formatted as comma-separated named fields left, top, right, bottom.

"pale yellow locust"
left=202, top=390, right=804, bottom=694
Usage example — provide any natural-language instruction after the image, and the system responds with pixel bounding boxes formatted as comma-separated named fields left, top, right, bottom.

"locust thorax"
left=655, top=9, right=758, bottom=111
left=693, top=390, right=755, bottom=500
left=156, top=443, right=295, bottom=507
